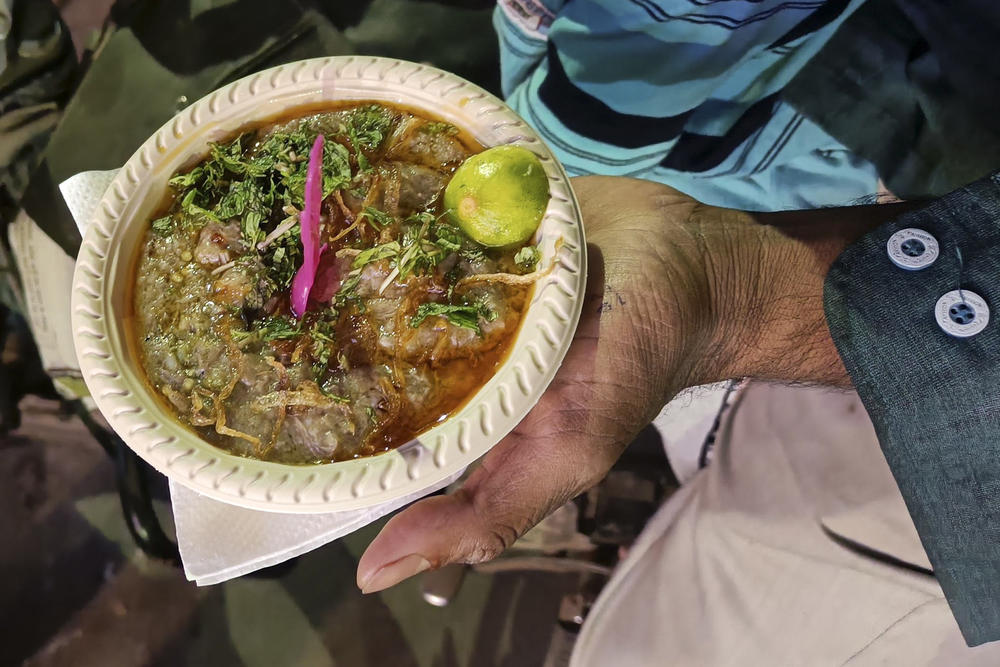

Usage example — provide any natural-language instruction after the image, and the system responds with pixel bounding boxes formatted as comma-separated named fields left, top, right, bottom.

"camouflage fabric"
left=0, top=0, right=76, bottom=224
left=0, top=0, right=76, bottom=309
left=0, top=0, right=75, bottom=431
left=21, top=0, right=500, bottom=259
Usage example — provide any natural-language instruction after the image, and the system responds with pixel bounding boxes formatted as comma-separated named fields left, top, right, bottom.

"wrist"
left=700, top=202, right=917, bottom=387
left=715, top=213, right=849, bottom=386
left=671, top=204, right=847, bottom=387
left=568, top=175, right=909, bottom=403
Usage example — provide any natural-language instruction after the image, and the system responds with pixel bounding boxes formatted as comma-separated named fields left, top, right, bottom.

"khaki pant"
left=573, top=383, right=1000, bottom=666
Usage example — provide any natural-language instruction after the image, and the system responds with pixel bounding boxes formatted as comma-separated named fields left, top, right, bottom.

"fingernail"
left=359, top=554, right=431, bottom=594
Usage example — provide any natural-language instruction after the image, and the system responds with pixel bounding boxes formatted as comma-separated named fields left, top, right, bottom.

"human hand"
left=356, top=176, right=738, bottom=592
left=356, top=175, right=869, bottom=593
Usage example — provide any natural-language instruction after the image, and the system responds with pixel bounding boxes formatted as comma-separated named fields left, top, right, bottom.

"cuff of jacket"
left=824, top=172, right=1000, bottom=647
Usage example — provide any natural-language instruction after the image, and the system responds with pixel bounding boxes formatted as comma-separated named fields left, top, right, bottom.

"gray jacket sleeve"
left=825, top=172, right=1000, bottom=646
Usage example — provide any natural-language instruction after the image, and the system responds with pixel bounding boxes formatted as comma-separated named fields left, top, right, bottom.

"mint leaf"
left=359, top=206, right=394, bottom=230
left=434, top=224, right=465, bottom=253
left=151, top=216, right=173, bottom=235
left=410, top=300, right=495, bottom=336
left=344, top=105, right=394, bottom=151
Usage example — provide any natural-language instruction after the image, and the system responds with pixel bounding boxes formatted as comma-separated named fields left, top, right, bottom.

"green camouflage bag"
left=0, top=0, right=76, bottom=431
left=0, top=0, right=76, bottom=223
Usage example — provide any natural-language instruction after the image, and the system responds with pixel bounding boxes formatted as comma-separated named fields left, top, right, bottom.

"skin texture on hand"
left=356, top=175, right=904, bottom=594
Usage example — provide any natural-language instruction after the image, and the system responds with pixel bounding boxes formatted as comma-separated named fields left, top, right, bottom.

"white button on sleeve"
left=887, top=228, right=939, bottom=270
left=935, top=290, right=989, bottom=338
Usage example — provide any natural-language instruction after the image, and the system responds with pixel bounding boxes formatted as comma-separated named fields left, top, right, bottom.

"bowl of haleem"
left=71, top=57, right=585, bottom=512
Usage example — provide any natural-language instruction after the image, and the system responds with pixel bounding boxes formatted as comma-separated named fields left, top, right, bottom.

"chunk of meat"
left=354, top=261, right=413, bottom=299
left=212, top=266, right=254, bottom=308
left=275, top=367, right=386, bottom=460
left=281, top=415, right=343, bottom=461
left=396, top=163, right=447, bottom=216
left=393, top=286, right=516, bottom=363
left=349, top=162, right=445, bottom=219
left=195, top=222, right=242, bottom=267
left=387, top=120, right=470, bottom=167
left=356, top=265, right=518, bottom=364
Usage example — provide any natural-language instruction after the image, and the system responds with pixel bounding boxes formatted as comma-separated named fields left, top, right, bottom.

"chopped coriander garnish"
left=333, top=271, right=365, bottom=310
left=214, top=179, right=272, bottom=246
left=410, top=300, right=496, bottom=336
left=422, top=121, right=458, bottom=136
left=309, top=319, right=337, bottom=367
left=264, top=232, right=302, bottom=291
left=434, top=224, right=464, bottom=253
left=151, top=216, right=172, bottom=235
left=333, top=105, right=395, bottom=172
left=359, top=206, right=395, bottom=230
left=339, top=211, right=482, bottom=301
left=353, top=242, right=401, bottom=269
left=232, top=316, right=302, bottom=345
left=344, top=105, right=394, bottom=152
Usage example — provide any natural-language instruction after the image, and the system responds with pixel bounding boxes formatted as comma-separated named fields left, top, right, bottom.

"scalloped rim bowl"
left=71, top=57, right=586, bottom=513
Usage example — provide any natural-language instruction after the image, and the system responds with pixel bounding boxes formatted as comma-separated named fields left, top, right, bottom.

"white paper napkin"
left=167, top=474, right=460, bottom=585
left=59, top=169, right=462, bottom=585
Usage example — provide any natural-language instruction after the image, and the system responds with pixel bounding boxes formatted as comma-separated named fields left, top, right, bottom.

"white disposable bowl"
left=71, top=56, right=585, bottom=513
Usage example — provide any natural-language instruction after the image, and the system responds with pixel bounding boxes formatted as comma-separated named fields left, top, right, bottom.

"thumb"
left=356, top=411, right=610, bottom=594
left=355, top=490, right=510, bottom=595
